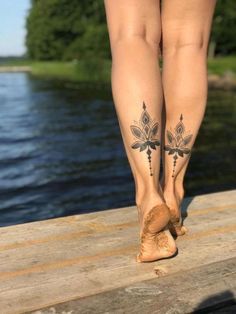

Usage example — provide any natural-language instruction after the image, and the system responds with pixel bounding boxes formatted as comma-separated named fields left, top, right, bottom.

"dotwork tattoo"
left=130, top=101, right=160, bottom=176
left=164, top=114, right=193, bottom=178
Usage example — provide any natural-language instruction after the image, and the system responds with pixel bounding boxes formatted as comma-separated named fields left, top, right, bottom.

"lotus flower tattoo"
left=130, top=101, right=160, bottom=176
left=164, top=114, right=193, bottom=178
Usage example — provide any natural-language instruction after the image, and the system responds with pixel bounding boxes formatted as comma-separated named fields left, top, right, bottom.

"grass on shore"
left=0, top=58, right=111, bottom=82
left=1, top=56, right=235, bottom=83
left=207, top=56, right=236, bottom=76
left=31, top=59, right=112, bottom=82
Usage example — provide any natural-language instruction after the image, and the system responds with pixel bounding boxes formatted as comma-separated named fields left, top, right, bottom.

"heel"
left=136, top=204, right=177, bottom=263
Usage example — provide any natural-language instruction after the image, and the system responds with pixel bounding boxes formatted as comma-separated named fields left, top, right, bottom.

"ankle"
left=163, top=178, right=185, bottom=202
left=174, top=178, right=185, bottom=201
left=162, top=179, right=175, bottom=197
left=176, top=185, right=185, bottom=201
left=135, top=189, right=164, bottom=212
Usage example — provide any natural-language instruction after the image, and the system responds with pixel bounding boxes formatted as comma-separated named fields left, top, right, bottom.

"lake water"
left=0, top=72, right=235, bottom=227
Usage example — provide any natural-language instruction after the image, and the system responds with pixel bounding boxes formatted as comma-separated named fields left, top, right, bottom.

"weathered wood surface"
left=29, top=257, right=236, bottom=314
left=0, top=190, right=235, bottom=314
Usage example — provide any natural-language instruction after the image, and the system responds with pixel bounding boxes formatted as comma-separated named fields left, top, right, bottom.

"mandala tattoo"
left=130, top=101, right=160, bottom=176
left=164, top=114, right=193, bottom=178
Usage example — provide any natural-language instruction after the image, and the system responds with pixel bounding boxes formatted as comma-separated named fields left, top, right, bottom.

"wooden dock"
left=0, top=190, right=235, bottom=314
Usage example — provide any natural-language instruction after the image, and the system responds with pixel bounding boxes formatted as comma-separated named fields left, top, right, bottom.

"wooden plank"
left=26, top=257, right=236, bottom=314
left=0, top=190, right=235, bottom=313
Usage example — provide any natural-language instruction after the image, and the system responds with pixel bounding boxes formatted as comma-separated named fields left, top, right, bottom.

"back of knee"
left=110, top=26, right=161, bottom=57
left=162, top=32, right=208, bottom=58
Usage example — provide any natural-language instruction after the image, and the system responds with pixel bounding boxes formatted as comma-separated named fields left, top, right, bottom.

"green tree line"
left=26, top=0, right=236, bottom=61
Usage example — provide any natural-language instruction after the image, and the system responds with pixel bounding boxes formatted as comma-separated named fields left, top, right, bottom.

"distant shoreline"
left=0, top=58, right=236, bottom=90
left=0, top=66, right=31, bottom=73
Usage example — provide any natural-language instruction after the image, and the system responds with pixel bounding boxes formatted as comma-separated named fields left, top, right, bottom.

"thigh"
left=161, top=0, right=217, bottom=51
left=104, top=0, right=161, bottom=51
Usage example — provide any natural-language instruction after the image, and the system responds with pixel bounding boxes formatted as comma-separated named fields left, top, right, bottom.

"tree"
left=26, top=0, right=111, bottom=60
left=210, top=0, right=236, bottom=57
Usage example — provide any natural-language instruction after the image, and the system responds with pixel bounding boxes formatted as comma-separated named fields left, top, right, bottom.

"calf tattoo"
left=164, top=114, right=193, bottom=178
left=130, top=101, right=160, bottom=176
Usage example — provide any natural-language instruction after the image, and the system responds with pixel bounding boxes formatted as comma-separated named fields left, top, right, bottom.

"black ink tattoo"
left=164, top=114, right=193, bottom=178
left=130, top=101, right=160, bottom=176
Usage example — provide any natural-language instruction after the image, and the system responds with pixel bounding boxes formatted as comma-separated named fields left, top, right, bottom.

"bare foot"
left=136, top=204, right=177, bottom=263
left=163, top=186, right=188, bottom=237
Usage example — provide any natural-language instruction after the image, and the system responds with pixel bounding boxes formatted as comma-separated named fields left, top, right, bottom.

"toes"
left=176, top=225, right=188, bottom=236
left=176, top=228, right=185, bottom=236
left=168, top=221, right=188, bottom=237
left=181, top=226, right=188, bottom=234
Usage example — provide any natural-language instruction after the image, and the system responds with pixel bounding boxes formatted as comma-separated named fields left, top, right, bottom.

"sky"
left=0, top=0, right=31, bottom=56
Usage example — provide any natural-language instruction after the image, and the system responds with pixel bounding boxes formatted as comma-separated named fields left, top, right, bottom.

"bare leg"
left=161, top=0, right=217, bottom=235
left=104, top=0, right=177, bottom=261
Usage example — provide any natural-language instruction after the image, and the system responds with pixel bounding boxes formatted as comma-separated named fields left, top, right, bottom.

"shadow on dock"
left=193, top=290, right=236, bottom=313
left=181, top=196, right=194, bottom=223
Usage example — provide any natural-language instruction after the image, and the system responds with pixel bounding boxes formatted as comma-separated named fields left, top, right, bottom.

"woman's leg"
left=104, top=0, right=176, bottom=261
left=161, top=0, right=217, bottom=234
